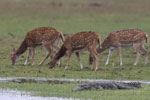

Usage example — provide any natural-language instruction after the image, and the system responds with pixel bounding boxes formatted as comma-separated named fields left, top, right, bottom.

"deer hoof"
left=80, top=68, right=83, bottom=70
left=64, top=66, right=68, bottom=70
left=31, top=63, right=35, bottom=66
left=91, top=68, right=94, bottom=71
left=95, top=68, right=98, bottom=71
left=49, top=67, right=53, bottom=69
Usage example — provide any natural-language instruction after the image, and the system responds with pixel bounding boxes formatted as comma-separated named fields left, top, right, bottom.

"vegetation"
left=0, top=0, right=150, bottom=99
left=0, top=83, right=150, bottom=100
left=0, top=0, right=150, bottom=80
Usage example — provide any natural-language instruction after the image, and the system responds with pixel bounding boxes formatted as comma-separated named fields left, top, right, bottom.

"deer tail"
left=145, top=33, right=148, bottom=43
left=60, top=32, right=65, bottom=42
left=98, top=35, right=102, bottom=49
left=49, top=45, right=67, bottom=69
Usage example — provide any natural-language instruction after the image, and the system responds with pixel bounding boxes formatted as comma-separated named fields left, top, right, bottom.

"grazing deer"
left=89, top=29, right=148, bottom=66
left=11, top=27, right=65, bottom=66
left=49, top=31, right=102, bottom=71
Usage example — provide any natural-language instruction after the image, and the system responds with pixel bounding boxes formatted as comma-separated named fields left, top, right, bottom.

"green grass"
left=0, top=83, right=150, bottom=100
left=0, top=0, right=150, bottom=99
left=1, top=40, right=150, bottom=80
left=0, top=0, right=150, bottom=80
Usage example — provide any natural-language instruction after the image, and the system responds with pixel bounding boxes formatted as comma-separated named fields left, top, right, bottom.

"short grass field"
left=0, top=0, right=150, bottom=99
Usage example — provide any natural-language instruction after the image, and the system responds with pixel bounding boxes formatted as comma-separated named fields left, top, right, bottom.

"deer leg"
left=53, top=45, right=60, bottom=52
left=30, top=47, right=35, bottom=66
left=117, top=47, right=123, bottom=66
left=105, top=47, right=114, bottom=65
left=88, top=48, right=99, bottom=71
left=24, top=48, right=31, bottom=65
left=89, top=54, right=94, bottom=65
left=75, top=52, right=83, bottom=69
left=140, top=44, right=148, bottom=65
left=94, top=52, right=99, bottom=71
left=134, top=52, right=141, bottom=66
left=52, top=38, right=60, bottom=53
left=40, top=45, right=51, bottom=65
left=53, top=45, right=61, bottom=67
left=133, top=43, right=141, bottom=66
left=64, top=50, right=72, bottom=70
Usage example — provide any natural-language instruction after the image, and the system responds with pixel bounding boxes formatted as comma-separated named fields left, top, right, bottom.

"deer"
left=89, top=29, right=148, bottom=66
left=49, top=31, right=102, bottom=71
left=11, top=27, right=65, bottom=66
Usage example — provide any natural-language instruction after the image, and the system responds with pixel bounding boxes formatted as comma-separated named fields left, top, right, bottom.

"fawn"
left=11, top=27, right=64, bottom=66
left=49, top=31, right=101, bottom=71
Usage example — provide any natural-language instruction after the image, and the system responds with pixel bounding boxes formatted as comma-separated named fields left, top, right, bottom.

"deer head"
left=11, top=48, right=19, bottom=65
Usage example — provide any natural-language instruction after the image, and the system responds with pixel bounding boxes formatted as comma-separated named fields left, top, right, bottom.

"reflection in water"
left=0, top=77, right=150, bottom=84
left=0, top=89, right=80, bottom=100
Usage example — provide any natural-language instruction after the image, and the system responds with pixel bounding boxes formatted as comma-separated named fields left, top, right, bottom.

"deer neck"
left=96, top=39, right=110, bottom=53
left=16, top=40, right=28, bottom=56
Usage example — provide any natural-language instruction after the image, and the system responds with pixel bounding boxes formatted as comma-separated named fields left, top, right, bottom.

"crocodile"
left=72, top=81, right=141, bottom=92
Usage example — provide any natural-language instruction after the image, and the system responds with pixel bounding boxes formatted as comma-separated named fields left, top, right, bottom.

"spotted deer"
left=11, top=27, right=65, bottom=66
left=89, top=29, right=148, bottom=66
left=49, top=31, right=102, bottom=71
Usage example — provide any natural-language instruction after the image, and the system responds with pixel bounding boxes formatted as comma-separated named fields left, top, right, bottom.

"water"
left=0, top=77, right=150, bottom=85
left=0, top=89, right=80, bottom=100
left=0, top=77, right=149, bottom=100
